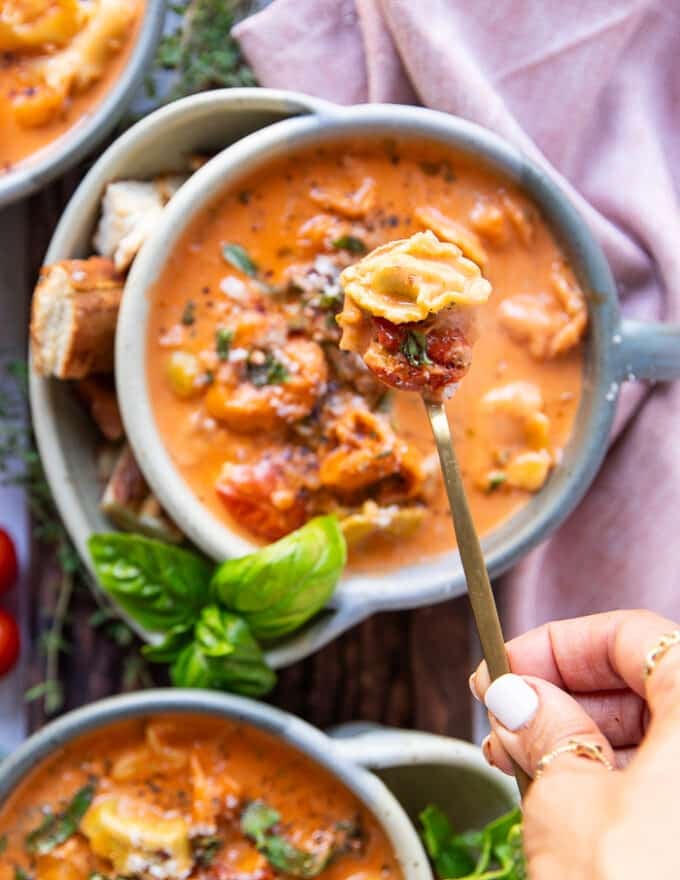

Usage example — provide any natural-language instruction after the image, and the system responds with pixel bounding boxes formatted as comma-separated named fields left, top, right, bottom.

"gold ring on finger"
left=534, top=739, right=615, bottom=780
left=643, top=630, right=680, bottom=679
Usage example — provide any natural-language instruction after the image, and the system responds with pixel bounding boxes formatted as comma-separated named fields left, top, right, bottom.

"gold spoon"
left=426, top=400, right=531, bottom=796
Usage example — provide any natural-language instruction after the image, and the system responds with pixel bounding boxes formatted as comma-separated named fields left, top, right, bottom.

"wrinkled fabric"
left=234, top=0, right=680, bottom=632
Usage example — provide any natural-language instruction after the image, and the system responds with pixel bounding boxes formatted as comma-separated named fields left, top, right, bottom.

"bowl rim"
left=117, top=102, right=621, bottom=609
left=0, top=0, right=167, bottom=209
left=0, top=689, right=432, bottom=880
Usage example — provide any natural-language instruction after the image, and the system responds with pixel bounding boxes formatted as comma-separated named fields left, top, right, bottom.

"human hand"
left=470, top=610, right=680, bottom=879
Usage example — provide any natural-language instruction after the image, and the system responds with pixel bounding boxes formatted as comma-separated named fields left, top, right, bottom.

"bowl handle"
left=618, top=319, right=680, bottom=382
left=328, top=724, right=439, bottom=769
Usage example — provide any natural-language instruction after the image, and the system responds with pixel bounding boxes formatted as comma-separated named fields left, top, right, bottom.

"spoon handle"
left=426, top=400, right=530, bottom=796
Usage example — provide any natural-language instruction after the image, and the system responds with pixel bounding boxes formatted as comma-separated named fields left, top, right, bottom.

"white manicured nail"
left=484, top=674, right=539, bottom=731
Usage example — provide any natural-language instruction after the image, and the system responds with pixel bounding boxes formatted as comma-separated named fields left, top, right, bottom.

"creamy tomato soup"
left=0, top=714, right=402, bottom=880
left=146, top=139, right=585, bottom=572
left=0, top=0, right=142, bottom=172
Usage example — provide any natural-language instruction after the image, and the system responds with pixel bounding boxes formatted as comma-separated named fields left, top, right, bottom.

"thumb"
left=481, top=673, right=617, bottom=779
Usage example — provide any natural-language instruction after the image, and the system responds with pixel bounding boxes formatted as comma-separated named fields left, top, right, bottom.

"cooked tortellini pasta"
left=4, top=0, right=136, bottom=129
left=81, top=796, right=193, bottom=879
left=479, top=380, right=554, bottom=492
left=340, top=500, right=425, bottom=547
left=338, top=230, right=491, bottom=326
left=0, top=0, right=83, bottom=51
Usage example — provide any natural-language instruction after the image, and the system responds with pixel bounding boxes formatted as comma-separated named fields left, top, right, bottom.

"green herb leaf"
left=222, top=242, right=258, bottom=276
left=240, top=802, right=336, bottom=878
left=401, top=330, right=433, bottom=367
left=88, top=534, right=213, bottom=633
left=487, top=471, right=507, bottom=491
left=142, top=624, right=194, bottom=663
left=211, top=516, right=346, bottom=640
left=419, top=805, right=525, bottom=880
left=216, top=327, right=234, bottom=360
left=241, top=801, right=280, bottom=846
left=15, top=869, right=33, bottom=880
left=332, top=235, right=367, bottom=255
left=181, top=300, right=196, bottom=325
left=25, top=783, right=95, bottom=854
left=246, top=352, right=289, bottom=387
left=170, top=606, right=276, bottom=697
left=419, top=805, right=475, bottom=878
left=192, top=834, right=223, bottom=867
left=155, top=0, right=257, bottom=102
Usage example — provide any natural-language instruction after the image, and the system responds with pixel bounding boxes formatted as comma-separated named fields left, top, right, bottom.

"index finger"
left=473, top=609, right=680, bottom=699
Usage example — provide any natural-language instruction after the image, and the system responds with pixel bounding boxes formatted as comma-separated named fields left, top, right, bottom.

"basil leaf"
left=419, top=806, right=475, bottom=878
left=88, top=534, right=212, bottom=633
left=222, top=242, right=258, bottom=276
left=25, top=783, right=95, bottom=854
left=246, top=352, right=289, bottom=387
left=211, top=516, right=346, bottom=640
left=170, top=606, right=276, bottom=697
left=241, top=801, right=352, bottom=879
left=401, top=330, right=432, bottom=367
left=332, top=235, right=367, bottom=255
left=216, top=327, right=233, bottom=360
left=142, top=624, right=194, bottom=663
left=241, top=801, right=280, bottom=846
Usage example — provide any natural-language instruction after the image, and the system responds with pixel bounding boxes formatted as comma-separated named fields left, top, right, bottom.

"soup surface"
left=147, top=139, right=586, bottom=572
left=0, top=713, right=402, bottom=880
left=0, top=0, right=142, bottom=172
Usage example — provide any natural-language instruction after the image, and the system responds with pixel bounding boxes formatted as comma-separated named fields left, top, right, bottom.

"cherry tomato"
left=0, top=528, right=18, bottom=595
left=0, top=610, right=20, bottom=676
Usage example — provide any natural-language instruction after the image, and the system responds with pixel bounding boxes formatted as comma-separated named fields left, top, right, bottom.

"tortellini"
left=81, top=796, right=193, bottom=879
left=338, top=230, right=491, bottom=325
left=479, top=380, right=554, bottom=492
left=0, top=0, right=83, bottom=52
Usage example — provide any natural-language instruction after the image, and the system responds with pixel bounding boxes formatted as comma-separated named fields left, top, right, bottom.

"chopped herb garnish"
left=181, top=300, right=196, bottom=325
left=15, top=869, right=32, bottom=880
left=318, top=285, right=343, bottom=310
left=25, top=783, right=95, bottom=854
left=247, top=353, right=289, bottom=387
left=216, top=327, right=234, bottom=360
left=0, top=834, right=6, bottom=855
left=192, top=834, right=223, bottom=867
left=332, top=235, right=367, bottom=255
left=222, top=243, right=258, bottom=277
left=401, top=330, right=433, bottom=367
left=419, top=160, right=456, bottom=182
left=487, top=471, right=507, bottom=491
left=203, top=370, right=215, bottom=385
left=241, top=801, right=354, bottom=879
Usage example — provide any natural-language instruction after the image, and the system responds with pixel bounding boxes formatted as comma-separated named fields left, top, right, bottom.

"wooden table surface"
left=20, top=161, right=477, bottom=742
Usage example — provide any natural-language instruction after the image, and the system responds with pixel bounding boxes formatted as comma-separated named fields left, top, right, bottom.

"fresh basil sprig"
left=88, top=534, right=212, bottom=632
left=170, top=606, right=275, bottom=696
left=211, top=515, right=346, bottom=640
left=419, top=805, right=525, bottom=880
left=25, top=783, right=95, bottom=855
left=88, top=517, right=346, bottom=697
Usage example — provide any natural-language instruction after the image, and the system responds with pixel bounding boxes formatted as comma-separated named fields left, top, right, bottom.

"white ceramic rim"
left=0, top=0, right=166, bottom=208
left=0, top=689, right=432, bottom=880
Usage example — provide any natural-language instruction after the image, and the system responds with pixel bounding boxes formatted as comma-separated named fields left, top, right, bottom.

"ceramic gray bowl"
left=117, top=99, right=680, bottom=665
left=0, top=0, right=166, bottom=208
left=0, top=691, right=517, bottom=879
left=30, top=90, right=680, bottom=668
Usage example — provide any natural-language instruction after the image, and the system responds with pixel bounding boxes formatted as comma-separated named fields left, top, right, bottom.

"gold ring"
left=644, top=630, right=680, bottom=679
left=535, top=739, right=615, bottom=780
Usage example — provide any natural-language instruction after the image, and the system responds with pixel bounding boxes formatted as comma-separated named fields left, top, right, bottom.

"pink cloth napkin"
left=234, top=0, right=680, bottom=634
